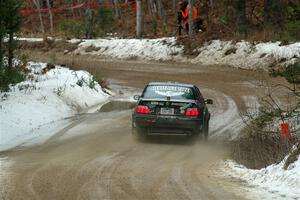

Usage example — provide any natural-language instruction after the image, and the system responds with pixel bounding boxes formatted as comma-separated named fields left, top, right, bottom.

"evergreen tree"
left=0, top=0, right=23, bottom=90
left=0, top=0, right=22, bottom=69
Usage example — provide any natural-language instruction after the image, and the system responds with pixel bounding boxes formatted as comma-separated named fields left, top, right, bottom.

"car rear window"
left=143, top=85, right=195, bottom=100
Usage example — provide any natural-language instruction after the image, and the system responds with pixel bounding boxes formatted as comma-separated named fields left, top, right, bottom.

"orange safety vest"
left=181, top=5, right=198, bottom=25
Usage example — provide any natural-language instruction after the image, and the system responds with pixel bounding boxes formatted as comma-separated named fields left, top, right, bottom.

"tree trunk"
left=113, top=0, right=121, bottom=19
left=32, top=0, right=45, bottom=34
left=77, top=0, right=83, bottom=17
left=157, top=0, right=167, bottom=32
left=46, top=0, right=54, bottom=33
left=147, top=0, right=151, bottom=15
left=148, top=0, right=157, bottom=34
left=210, top=0, right=213, bottom=10
left=85, top=0, right=93, bottom=39
left=148, top=0, right=158, bottom=18
left=235, top=0, right=247, bottom=38
left=188, top=0, right=194, bottom=36
left=172, top=0, right=177, bottom=15
left=264, top=0, right=272, bottom=26
left=69, top=0, right=76, bottom=18
left=136, top=0, right=143, bottom=37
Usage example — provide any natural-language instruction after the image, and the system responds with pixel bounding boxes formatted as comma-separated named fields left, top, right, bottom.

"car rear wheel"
left=203, top=121, right=209, bottom=141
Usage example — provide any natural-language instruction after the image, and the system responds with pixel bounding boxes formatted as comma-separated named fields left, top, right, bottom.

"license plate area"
left=160, top=108, right=174, bottom=115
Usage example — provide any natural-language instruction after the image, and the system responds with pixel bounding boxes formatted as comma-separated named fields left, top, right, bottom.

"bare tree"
left=156, top=0, right=167, bottom=32
left=77, top=0, right=83, bottom=17
left=172, top=0, right=177, bottom=15
left=112, top=0, right=121, bottom=19
left=136, top=0, right=143, bottom=37
left=46, top=0, right=54, bottom=33
left=148, top=0, right=157, bottom=34
left=32, top=0, right=45, bottom=34
left=148, top=0, right=156, bottom=17
left=209, top=0, right=213, bottom=10
left=66, top=0, right=76, bottom=18
left=85, top=0, right=93, bottom=38
left=235, top=0, right=247, bottom=37
left=188, top=0, right=194, bottom=36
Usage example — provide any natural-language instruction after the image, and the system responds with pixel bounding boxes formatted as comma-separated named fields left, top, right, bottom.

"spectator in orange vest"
left=180, top=0, right=198, bottom=32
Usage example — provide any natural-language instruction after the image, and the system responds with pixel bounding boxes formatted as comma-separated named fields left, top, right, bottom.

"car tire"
left=203, top=121, right=209, bottom=141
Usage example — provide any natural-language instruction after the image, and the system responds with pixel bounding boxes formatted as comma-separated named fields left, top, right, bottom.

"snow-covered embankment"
left=222, top=146, right=300, bottom=200
left=0, top=62, right=109, bottom=151
left=72, top=38, right=300, bottom=70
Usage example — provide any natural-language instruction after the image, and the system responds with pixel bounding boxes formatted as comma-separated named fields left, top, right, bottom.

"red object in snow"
left=280, top=122, right=292, bottom=140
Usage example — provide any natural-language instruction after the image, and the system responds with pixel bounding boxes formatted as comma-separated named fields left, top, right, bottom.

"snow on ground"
left=221, top=149, right=300, bottom=200
left=17, top=38, right=44, bottom=42
left=17, top=37, right=62, bottom=42
left=72, top=38, right=299, bottom=70
left=73, top=37, right=184, bottom=61
left=0, top=62, right=109, bottom=151
left=191, top=40, right=300, bottom=70
left=18, top=37, right=299, bottom=70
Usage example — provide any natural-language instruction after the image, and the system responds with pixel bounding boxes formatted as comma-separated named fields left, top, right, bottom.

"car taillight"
left=136, top=105, right=150, bottom=114
left=185, top=108, right=200, bottom=116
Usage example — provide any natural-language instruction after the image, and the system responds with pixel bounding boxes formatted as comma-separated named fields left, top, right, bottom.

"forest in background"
left=20, top=0, right=300, bottom=42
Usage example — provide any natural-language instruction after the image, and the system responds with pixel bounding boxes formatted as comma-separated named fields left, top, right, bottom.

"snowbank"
left=0, top=62, right=109, bottom=151
left=191, top=40, right=300, bottom=70
left=73, top=37, right=184, bottom=61
left=72, top=38, right=299, bottom=70
left=19, top=37, right=299, bottom=70
left=223, top=149, right=300, bottom=200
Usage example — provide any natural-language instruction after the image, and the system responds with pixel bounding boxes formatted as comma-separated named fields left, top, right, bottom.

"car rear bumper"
left=133, top=115, right=203, bottom=135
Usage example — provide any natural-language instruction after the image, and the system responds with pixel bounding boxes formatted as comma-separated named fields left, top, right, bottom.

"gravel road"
left=0, top=59, right=278, bottom=200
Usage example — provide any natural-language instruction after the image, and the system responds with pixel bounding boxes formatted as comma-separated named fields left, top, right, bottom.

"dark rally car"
left=132, top=82, right=213, bottom=140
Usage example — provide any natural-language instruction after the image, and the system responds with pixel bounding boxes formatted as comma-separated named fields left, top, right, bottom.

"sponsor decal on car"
left=150, top=86, right=191, bottom=97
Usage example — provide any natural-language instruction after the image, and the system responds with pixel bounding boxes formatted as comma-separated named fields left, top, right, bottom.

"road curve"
left=0, top=60, right=277, bottom=200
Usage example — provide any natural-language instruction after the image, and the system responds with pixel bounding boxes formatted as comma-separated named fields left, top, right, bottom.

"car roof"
left=148, top=81, right=195, bottom=88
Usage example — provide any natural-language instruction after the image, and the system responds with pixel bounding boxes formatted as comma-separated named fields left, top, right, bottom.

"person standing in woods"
left=178, top=0, right=205, bottom=34
left=176, top=1, right=184, bottom=35
left=180, top=0, right=198, bottom=33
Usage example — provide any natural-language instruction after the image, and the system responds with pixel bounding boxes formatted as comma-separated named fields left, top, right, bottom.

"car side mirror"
left=205, top=99, right=213, bottom=104
left=133, top=95, right=140, bottom=100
